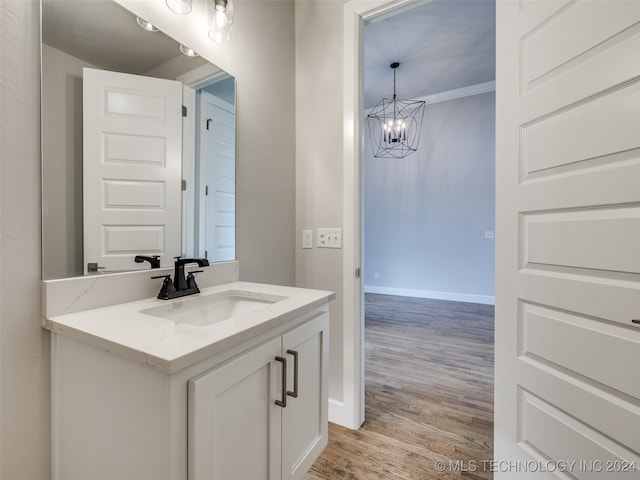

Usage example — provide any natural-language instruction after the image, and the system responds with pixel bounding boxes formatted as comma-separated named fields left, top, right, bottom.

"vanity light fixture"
left=166, top=0, right=192, bottom=15
left=136, top=17, right=158, bottom=32
left=367, top=62, right=426, bottom=158
left=179, top=45, right=199, bottom=57
left=208, top=0, right=235, bottom=43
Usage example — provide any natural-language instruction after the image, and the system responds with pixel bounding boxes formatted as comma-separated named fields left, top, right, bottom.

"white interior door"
left=198, top=91, right=236, bottom=262
left=495, top=1, right=640, bottom=477
left=83, top=67, right=182, bottom=274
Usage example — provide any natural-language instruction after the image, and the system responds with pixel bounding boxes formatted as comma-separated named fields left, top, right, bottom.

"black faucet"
left=151, top=257, right=209, bottom=300
left=173, top=257, right=210, bottom=291
left=134, top=255, right=161, bottom=269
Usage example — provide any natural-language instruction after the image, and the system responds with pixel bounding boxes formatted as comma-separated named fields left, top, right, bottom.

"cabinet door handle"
left=286, top=349, right=299, bottom=398
left=275, top=356, right=287, bottom=408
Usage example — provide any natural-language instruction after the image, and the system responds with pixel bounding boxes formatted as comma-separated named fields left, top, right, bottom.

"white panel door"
left=198, top=91, right=236, bottom=262
left=496, top=1, right=640, bottom=478
left=83, top=67, right=182, bottom=274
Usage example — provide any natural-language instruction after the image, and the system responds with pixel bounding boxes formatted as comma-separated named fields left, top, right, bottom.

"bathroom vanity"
left=43, top=278, right=334, bottom=480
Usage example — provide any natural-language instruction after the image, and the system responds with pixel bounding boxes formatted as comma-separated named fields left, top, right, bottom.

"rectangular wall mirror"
left=41, top=0, right=236, bottom=279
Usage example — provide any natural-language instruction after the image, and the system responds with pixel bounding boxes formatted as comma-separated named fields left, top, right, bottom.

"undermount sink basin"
left=140, top=290, right=287, bottom=326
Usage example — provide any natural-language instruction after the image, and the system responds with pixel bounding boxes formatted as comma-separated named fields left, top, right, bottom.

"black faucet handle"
left=186, top=270, right=203, bottom=290
left=151, top=274, right=176, bottom=300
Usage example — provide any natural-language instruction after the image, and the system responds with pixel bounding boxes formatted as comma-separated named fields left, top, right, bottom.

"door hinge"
left=182, top=105, right=187, bottom=117
left=205, top=185, right=209, bottom=195
left=205, top=250, right=208, bottom=259
left=181, top=179, right=187, bottom=191
left=355, top=267, right=361, bottom=278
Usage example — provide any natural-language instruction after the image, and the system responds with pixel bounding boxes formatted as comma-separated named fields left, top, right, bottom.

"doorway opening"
left=179, top=68, right=236, bottom=261
left=335, top=0, right=497, bottom=466
left=361, top=0, right=496, bottom=460
left=195, top=79, right=236, bottom=262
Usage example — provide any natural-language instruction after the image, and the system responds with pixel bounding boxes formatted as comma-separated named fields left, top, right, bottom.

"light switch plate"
left=302, top=229, right=313, bottom=249
left=317, top=228, right=342, bottom=249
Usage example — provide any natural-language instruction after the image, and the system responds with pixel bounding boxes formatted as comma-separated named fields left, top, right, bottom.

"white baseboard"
left=364, top=285, right=495, bottom=305
left=328, top=397, right=363, bottom=430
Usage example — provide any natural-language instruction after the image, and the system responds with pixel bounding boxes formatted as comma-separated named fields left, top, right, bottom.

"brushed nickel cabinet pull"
left=275, top=356, right=287, bottom=408
left=286, top=349, right=299, bottom=398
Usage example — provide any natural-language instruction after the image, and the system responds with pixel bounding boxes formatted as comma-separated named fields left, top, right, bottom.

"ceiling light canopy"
left=135, top=17, right=158, bottom=32
left=179, top=44, right=199, bottom=57
left=367, top=62, right=425, bottom=159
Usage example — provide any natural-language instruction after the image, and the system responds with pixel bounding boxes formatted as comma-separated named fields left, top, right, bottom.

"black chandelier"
left=367, top=62, right=425, bottom=158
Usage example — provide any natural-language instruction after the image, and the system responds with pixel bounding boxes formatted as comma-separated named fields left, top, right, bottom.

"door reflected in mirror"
left=41, top=0, right=236, bottom=279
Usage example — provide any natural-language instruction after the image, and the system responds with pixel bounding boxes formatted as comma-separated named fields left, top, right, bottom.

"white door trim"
left=178, top=65, right=234, bottom=258
left=340, top=0, right=425, bottom=429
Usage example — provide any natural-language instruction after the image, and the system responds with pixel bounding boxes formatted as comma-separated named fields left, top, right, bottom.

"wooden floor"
left=306, top=293, right=494, bottom=480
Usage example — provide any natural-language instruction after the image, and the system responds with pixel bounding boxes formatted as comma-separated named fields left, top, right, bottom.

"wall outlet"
left=302, top=229, right=313, bottom=249
left=484, top=230, right=495, bottom=239
left=317, top=228, right=342, bottom=249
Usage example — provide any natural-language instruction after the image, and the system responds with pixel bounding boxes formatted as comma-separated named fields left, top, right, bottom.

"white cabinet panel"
left=282, top=315, right=329, bottom=480
left=188, top=313, right=329, bottom=480
left=189, top=337, right=282, bottom=480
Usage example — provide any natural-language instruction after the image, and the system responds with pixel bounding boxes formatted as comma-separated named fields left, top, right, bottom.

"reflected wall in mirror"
left=41, top=0, right=236, bottom=279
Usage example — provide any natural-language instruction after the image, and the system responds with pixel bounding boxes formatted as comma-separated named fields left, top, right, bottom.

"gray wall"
left=364, top=91, right=496, bottom=302
left=0, top=1, right=50, bottom=478
left=295, top=0, right=346, bottom=406
left=41, top=45, right=94, bottom=278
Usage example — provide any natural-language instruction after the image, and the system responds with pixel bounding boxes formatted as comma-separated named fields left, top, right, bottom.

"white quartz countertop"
left=42, top=282, right=335, bottom=375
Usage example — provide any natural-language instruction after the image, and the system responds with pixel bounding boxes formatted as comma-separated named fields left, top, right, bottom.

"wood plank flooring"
left=306, top=293, right=494, bottom=480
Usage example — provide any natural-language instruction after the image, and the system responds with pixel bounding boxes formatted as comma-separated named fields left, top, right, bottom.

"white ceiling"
left=364, top=0, right=496, bottom=108
left=42, top=0, right=206, bottom=75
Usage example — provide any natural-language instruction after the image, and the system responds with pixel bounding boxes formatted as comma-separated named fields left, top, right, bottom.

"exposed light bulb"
left=214, top=10, right=229, bottom=28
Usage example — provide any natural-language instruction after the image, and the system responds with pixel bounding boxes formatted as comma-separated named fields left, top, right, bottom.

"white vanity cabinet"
left=48, top=283, right=333, bottom=480
left=189, top=312, right=328, bottom=480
